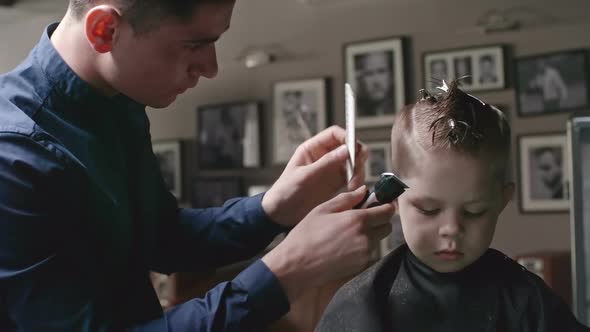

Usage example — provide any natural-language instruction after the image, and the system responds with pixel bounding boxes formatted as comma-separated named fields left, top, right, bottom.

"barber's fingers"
left=368, top=221, right=393, bottom=241
left=347, top=141, right=370, bottom=190
left=306, top=144, right=349, bottom=178
left=355, top=203, right=396, bottom=228
left=294, top=126, right=346, bottom=164
left=316, top=185, right=368, bottom=213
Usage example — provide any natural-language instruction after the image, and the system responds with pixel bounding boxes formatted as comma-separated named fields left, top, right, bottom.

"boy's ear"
left=500, top=182, right=515, bottom=211
left=85, top=5, right=122, bottom=53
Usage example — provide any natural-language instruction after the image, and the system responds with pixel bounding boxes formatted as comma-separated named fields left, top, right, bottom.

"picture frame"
left=191, top=177, right=243, bottom=208
left=344, top=36, right=406, bottom=128
left=517, top=132, right=569, bottom=213
left=567, top=114, right=590, bottom=324
left=515, top=49, right=590, bottom=117
left=152, top=140, right=183, bottom=199
left=423, top=44, right=506, bottom=92
left=365, top=141, right=392, bottom=183
left=197, top=101, right=262, bottom=169
left=272, top=77, right=329, bottom=164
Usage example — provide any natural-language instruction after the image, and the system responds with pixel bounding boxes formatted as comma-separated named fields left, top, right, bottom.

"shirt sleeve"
left=148, top=193, right=287, bottom=274
left=133, top=260, right=290, bottom=332
left=130, top=125, right=286, bottom=274
left=0, top=133, right=291, bottom=331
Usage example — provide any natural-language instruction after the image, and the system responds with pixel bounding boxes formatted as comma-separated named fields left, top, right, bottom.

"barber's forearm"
left=261, top=244, right=307, bottom=304
left=150, top=194, right=285, bottom=273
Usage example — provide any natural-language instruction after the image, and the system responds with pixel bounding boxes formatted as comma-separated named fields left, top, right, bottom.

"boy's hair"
left=69, top=0, right=233, bottom=34
left=390, top=80, right=511, bottom=181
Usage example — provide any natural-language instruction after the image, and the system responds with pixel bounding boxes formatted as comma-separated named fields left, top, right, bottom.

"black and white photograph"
left=454, top=56, right=473, bottom=85
left=516, top=50, right=589, bottom=116
left=191, top=177, right=243, bottom=208
left=365, top=141, right=392, bottom=183
left=428, top=58, right=449, bottom=90
left=344, top=37, right=406, bottom=127
left=380, top=214, right=405, bottom=258
left=423, top=45, right=505, bottom=92
left=272, top=78, right=328, bottom=164
left=197, top=101, right=261, bottom=169
left=518, top=133, right=569, bottom=213
left=152, top=141, right=182, bottom=198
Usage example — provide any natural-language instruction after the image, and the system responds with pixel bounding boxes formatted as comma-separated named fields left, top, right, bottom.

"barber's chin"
left=148, top=96, right=177, bottom=109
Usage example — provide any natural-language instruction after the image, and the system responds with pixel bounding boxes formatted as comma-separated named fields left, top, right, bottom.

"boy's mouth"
left=435, top=250, right=464, bottom=260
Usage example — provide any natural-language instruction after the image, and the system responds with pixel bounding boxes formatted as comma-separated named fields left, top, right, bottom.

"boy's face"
left=107, top=2, right=234, bottom=108
left=396, top=149, right=513, bottom=273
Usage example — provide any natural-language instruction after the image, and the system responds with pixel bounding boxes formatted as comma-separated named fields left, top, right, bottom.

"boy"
left=315, top=81, right=588, bottom=331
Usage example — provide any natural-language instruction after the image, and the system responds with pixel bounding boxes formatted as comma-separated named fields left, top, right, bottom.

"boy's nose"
left=438, top=214, right=464, bottom=238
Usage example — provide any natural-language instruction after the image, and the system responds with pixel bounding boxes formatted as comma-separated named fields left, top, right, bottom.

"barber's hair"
left=390, top=80, right=511, bottom=180
left=69, top=0, right=232, bottom=33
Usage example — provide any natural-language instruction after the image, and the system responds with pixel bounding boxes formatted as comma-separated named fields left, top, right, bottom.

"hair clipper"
left=354, top=172, right=408, bottom=209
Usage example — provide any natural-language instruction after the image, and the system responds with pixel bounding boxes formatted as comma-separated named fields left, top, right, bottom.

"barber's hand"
left=262, top=125, right=368, bottom=227
left=261, top=186, right=395, bottom=303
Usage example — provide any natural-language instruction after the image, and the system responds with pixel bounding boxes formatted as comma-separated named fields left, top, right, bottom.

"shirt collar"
left=33, top=22, right=144, bottom=114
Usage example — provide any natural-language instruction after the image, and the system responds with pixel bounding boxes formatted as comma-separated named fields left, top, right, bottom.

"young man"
left=0, top=0, right=395, bottom=331
left=315, top=81, right=588, bottom=331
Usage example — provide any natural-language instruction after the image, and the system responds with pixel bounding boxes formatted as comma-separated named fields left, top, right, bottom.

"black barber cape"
left=315, top=244, right=588, bottom=332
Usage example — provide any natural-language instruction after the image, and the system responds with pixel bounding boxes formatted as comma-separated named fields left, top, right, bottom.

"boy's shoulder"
left=316, top=246, right=588, bottom=332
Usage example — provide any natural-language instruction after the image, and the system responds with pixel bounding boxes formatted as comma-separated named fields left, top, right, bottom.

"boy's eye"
left=417, top=207, right=440, bottom=216
left=463, top=209, right=487, bottom=218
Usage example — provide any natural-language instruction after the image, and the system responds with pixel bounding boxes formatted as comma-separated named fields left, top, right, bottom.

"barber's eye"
left=417, top=207, right=440, bottom=216
left=463, top=209, right=487, bottom=218
left=185, top=43, right=207, bottom=51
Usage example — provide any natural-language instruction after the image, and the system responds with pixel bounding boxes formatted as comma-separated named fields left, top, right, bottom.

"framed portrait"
left=423, top=45, right=506, bottom=92
left=365, top=141, right=392, bottom=183
left=191, top=177, right=243, bottom=208
left=517, top=133, right=569, bottom=213
left=567, top=114, right=590, bottom=324
left=380, top=214, right=405, bottom=258
left=344, top=36, right=406, bottom=128
left=515, top=49, right=589, bottom=116
left=272, top=78, right=329, bottom=164
left=152, top=140, right=182, bottom=199
left=197, top=101, right=262, bottom=169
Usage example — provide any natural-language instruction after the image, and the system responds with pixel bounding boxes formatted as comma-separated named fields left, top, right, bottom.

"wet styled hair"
left=390, top=79, right=511, bottom=180
left=69, top=0, right=233, bottom=34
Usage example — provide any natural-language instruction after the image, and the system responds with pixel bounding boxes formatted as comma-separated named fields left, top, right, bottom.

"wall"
left=1, top=0, right=590, bottom=257
left=147, top=0, right=590, bottom=258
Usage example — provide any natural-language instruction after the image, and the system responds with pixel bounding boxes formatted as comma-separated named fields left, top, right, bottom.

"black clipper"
left=354, top=172, right=408, bottom=209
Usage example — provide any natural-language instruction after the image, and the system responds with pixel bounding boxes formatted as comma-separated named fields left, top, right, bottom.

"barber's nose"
left=438, top=213, right=464, bottom=238
left=189, top=44, right=219, bottom=79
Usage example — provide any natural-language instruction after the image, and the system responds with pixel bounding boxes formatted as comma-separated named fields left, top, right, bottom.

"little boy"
left=315, top=81, right=588, bottom=331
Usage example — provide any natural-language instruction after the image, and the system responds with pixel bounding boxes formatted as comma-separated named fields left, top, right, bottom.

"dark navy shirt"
left=0, top=23, right=289, bottom=331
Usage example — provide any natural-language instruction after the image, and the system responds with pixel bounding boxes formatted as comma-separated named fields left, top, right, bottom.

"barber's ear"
left=85, top=5, right=121, bottom=53
left=500, top=182, right=515, bottom=211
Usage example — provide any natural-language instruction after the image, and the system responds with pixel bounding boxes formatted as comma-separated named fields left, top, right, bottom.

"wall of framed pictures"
left=142, top=1, right=590, bottom=266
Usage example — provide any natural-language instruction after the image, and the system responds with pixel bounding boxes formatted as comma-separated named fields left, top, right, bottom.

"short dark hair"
left=390, top=80, right=511, bottom=180
left=69, top=0, right=233, bottom=33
